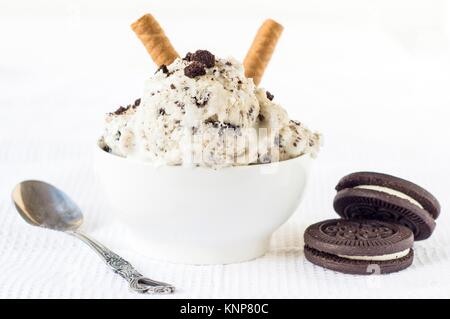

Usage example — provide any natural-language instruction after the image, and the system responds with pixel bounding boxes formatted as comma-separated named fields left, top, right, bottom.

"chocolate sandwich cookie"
left=334, top=172, right=440, bottom=241
left=304, top=219, right=414, bottom=275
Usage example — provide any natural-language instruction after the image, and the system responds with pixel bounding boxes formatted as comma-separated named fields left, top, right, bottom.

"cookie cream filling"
left=354, top=185, right=423, bottom=209
left=338, top=248, right=410, bottom=261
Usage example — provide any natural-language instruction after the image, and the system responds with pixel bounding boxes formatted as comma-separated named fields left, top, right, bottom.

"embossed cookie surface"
left=303, top=219, right=414, bottom=275
left=334, top=172, right=440, bottom=241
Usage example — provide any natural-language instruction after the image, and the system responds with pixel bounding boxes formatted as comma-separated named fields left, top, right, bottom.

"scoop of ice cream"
left=255, top=89, right=321, bottom=163
left=100, top=50, right=321, bottom=168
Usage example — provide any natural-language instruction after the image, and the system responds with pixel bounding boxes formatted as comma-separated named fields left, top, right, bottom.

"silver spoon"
left=12, top=180, right=175, bottom=294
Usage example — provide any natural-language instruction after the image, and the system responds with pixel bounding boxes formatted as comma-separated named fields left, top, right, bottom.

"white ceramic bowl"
left=94, top=144, right=312, bottom=264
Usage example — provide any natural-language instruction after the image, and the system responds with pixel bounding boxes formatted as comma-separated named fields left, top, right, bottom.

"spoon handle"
left=71, top=231, right=175, bottom=294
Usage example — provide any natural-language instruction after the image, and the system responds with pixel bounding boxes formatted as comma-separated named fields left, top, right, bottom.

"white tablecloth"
left=1, top=1, right=450, bottom=298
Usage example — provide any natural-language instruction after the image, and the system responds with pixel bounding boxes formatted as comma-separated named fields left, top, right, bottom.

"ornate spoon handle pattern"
left=72, top=231, right=175, bottom=294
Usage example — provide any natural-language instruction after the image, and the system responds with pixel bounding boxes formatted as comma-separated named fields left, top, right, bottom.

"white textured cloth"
left=1, top=1, right=450, bottom=298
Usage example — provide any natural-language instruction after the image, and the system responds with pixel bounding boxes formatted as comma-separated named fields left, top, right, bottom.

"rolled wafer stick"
left=131, top=14, right=179, bottom=67
left=243, top=19, right=283, bottom=86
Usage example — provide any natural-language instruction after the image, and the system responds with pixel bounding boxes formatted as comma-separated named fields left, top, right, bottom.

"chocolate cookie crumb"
left=156, top=64, right=169, bottom=75
left=112, top=98, right=141, bottom=115
left=193, top=94, right=210, bottom=107
left=204, top=119, right=240, bottom=130
left=112, top=106, right=128, bottom=115
left=191, top=50, right=215, bottom=68
left=225, top=61, right=232, bottom=66
left=266, top=91, right=274, bottom=101
left=258, top=114, right=265, bottom=121
left=174, top=101, right=185, bottom=112
left=223, top=122, right=239, bottom=130
left=183, top=52, right=194, bottom=61
left=170, top=84, right=176, bottom=90
left=184, top=61, right=206, bottom=78
left=102, top=145, right=111, bottom=153
left=159, top=108, right=166, bottom=116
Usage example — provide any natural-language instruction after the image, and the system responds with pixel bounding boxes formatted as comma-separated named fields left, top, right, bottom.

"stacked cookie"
left=304, top=172, right=440, bottom=275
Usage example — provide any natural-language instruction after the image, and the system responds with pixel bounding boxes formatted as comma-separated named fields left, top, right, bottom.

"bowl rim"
left=95, top=139, right=312, bottom=171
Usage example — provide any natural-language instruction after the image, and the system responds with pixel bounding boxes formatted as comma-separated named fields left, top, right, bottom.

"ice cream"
left=99, top=50, right=321, bottom=168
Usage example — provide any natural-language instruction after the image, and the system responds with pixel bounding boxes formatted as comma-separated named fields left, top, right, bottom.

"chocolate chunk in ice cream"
left=266, top=91, right=274, bottom=101
left=183, top=52, right=194, bottom=61
left=184, top=61, right=207, bottom=78
left=112, top=106, right=128, bottom=115
left=111, top=98, right=141, bottom=115
left=156, top=64, right=169, bottom=75
left=184, top=50, right=215, bottom=68
left=191, top=50, right=215, bottom=68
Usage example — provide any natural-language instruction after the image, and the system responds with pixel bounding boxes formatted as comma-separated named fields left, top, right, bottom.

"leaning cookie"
left=334, top=172, right=440, bottom=241
left=304, top=219, right=414, bottom=275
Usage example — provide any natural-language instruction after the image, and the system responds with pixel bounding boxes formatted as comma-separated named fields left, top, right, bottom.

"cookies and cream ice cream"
left=100, top=50, right=321, bottom=168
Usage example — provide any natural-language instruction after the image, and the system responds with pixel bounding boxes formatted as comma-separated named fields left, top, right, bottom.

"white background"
left=0, top=0, right=449, bottom=298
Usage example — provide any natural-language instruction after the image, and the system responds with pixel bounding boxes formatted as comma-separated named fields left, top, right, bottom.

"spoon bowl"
left=12, top=180, right=83, bottom=231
